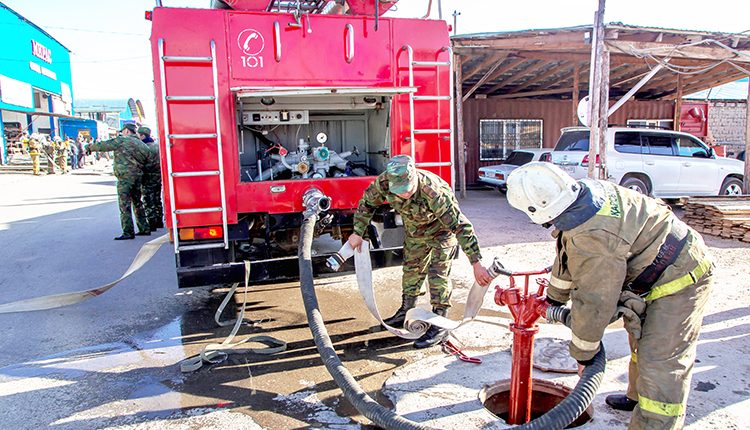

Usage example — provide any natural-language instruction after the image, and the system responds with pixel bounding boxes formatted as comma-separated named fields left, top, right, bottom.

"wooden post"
left=455, top=53, right=467, bottom=199
left=745, top=80, right=750, bottom=194
left=674, top=75, right=683, bottom=131
left=598, top=50, right=610, bottom=180
left=587, top=0, right=606, bottom=179
left=572, top=62, right=581, bottom=126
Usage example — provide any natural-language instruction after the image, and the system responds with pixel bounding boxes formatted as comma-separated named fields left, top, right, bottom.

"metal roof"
left=685, top=77, right=749, bottom=100
left=452, top=23, right=750, bottom=102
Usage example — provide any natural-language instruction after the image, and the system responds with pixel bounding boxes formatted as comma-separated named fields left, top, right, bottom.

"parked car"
left=478, top=148, right=551, bottom=193
left=549, top=126, right=745, bottom=197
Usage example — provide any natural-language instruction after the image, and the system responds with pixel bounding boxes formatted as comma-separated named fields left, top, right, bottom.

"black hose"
left=511, top=343, right=606, bottom=430
left=300, top=216, right=605, bottom=430
left=298, top=214, right=434, bottom=430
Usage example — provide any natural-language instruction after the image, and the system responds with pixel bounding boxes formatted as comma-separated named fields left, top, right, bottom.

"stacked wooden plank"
left=680, top=196, right=750, bottom=242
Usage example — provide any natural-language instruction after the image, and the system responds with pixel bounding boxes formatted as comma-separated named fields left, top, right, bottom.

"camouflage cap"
left=387, top=155, right=417, bottom=194
left=137, top=126, right=151, bottom=136
left=120, top=123, right=137, bottom=133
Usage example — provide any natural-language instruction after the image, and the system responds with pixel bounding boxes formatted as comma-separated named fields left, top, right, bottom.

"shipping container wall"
left=458, top=98, right=675, bottom=185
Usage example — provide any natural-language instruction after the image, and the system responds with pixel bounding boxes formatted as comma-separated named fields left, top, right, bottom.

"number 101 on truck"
left=148, top=0, right=455, bottom=287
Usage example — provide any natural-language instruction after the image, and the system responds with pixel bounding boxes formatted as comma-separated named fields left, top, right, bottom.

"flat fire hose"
left=0, top=234, right=171, bottom=314
left=354, top=241, right=493, bottom=339
left=180, top=261, right=286, bottom=373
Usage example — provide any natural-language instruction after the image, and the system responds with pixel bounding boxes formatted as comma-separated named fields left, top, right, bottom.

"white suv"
left=550, top=126, right=745, bottom=197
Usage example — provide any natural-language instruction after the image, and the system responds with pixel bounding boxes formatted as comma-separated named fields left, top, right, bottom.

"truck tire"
left=720, top=177, right=743, bottom=196
left=621, top=177, right=648, bottom=195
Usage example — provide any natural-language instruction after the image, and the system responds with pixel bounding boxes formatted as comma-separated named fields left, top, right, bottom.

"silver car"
left=478, top=149, right=551, bottom=193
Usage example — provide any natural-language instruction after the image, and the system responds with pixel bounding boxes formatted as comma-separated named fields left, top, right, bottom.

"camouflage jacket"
left=43, top=140, right=55, bottom=155
left=87, top=136, right=150, bottom=178
left=353, top=170, right=483, bottom=264
left=141, top=137, right=160, bottom=174
left=547, top=180, right=711, bottom=362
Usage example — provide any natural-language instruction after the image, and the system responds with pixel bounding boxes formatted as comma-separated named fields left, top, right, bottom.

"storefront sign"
left=31, top=40, right=52, bottom=64
left=0, top=74, right=33, bottom=108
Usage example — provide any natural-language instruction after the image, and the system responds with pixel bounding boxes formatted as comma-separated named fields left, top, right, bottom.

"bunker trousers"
left=625, top=268, right=713, bottom=430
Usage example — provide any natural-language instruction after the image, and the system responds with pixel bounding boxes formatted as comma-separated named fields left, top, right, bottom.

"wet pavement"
left=1, top=169, right=749, bottom=429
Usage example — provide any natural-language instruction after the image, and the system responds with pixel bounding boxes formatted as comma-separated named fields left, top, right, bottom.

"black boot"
left=383, top=294, right=418, bottom=328
left=149, top=218, right=158, bottom=232
left=605, top=394, right=638, bottom=411
left=155, top=218, right=164, bottom=228
left=414, top=307, right=449, bottom=349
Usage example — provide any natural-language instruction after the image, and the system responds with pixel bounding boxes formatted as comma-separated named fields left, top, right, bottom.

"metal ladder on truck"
left=157, top=39, right=229, bottom=254
left=402, top=45, right=455, bottom=189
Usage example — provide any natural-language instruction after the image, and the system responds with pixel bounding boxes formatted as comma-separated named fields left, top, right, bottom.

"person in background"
left=137, top=126, right=164, bottom=231
left=68, top=137, right=79, bottom=170
left=506, top=162, right=713, bottom=430
left=54, top=137, right=69, bottom=174
left=348, top=155, right=493, bottom=349
left=26, top=134, right=42, bottom=175
left=75, top=137, right=86, bottom=168
left=43, top=136, right=56, bottom=174
left=86, top=124, right=152, bottom=240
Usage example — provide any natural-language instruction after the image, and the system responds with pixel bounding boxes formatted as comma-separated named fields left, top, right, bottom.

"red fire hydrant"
left=494, top=268, right=552, bottom=425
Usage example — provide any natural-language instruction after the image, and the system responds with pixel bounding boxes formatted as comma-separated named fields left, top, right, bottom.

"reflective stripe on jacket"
left=546, top=181, right=711, bottom=361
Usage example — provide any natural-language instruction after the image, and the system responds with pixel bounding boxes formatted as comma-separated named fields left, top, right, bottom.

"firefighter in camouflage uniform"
left=507, top=162, right=713, bottom=430
left=86, top=124, right=152, bottom=240
left=137, top=126, right=164, bottom=231
left=43, top=136, right=56, bottom=174
left=348, top=155, right=492, bottom=349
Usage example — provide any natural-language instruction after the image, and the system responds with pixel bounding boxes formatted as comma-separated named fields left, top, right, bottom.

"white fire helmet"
left=506, top=162, right=581, bottom=224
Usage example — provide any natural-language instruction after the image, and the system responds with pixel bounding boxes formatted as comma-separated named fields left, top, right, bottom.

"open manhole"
left=479, top=379, right=593, bottom=428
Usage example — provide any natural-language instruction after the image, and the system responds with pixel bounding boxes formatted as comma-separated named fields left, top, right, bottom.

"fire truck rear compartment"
left=236, top=94, right=393, bottom=182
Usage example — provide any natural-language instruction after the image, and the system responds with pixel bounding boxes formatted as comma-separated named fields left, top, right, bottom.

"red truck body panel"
left=149, top=6, right=453, bottom=286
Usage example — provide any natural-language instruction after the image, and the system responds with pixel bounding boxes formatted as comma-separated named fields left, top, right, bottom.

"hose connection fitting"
left=326, top=241, right=355, bottom=272
left=302, top=188, right=331, bottom=218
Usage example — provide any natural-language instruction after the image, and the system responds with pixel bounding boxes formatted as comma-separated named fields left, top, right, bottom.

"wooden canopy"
left=451, top=23, right=750, bottom=102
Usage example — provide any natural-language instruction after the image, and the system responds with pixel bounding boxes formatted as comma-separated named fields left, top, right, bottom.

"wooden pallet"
left=680, top=196, right=750, bottom=242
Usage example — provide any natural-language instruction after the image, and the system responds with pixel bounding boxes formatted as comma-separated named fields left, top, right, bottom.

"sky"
left=4, top=0, right=748, bottom=126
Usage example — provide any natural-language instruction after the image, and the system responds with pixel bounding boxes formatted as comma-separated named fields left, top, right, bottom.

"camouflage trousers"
left=44, top=152, right=55, bottom=173
left=141, top=172, right=163, bottom=222
left=402, top=236, right=458, bottom=309
left=625, top=270, right=713, bottom=430
left=117, top=177, right=149, bottom=236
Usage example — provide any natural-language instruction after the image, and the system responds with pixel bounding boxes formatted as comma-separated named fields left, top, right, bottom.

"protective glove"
left=609, top=291, right=647, bottom=339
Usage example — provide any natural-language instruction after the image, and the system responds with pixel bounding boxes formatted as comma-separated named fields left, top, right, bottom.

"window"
left=503, top=151, right=535, bottom=166
left=642, top=134, right=674, bottom=156
left=480, top=119, right=542, bottom=161
left=614, top=132, right=642, bottom=154
left=553, top=130, right=589, bottom=151
left=676, top=136, right=710, bottom=158
left=627, top=119, right=673, bottom=130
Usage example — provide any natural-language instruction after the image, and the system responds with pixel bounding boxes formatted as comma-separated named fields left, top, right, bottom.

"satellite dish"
left=577, top=96, right=591, bottom=127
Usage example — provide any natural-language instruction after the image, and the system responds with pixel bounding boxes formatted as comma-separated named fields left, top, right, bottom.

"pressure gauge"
left=316, top=132, right=328, bottom=144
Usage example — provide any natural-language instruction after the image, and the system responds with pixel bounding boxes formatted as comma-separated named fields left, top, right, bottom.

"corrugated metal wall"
left=458, top=98, right=675, bottom=185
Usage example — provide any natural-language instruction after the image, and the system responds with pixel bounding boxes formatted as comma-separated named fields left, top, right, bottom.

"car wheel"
left=498, top=187, right=507, bottom=194
left=719, top=178, right=743, bottom=196
left=621, top=177, right=649, bottom=195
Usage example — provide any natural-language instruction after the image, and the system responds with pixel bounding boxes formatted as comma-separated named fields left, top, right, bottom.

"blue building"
left=0, top=2, right=74, bottom=164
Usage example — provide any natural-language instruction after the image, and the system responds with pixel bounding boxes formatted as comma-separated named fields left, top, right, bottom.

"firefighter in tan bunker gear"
left=348, top=155, right=493, bottom=349
left=506, top=162, right=713, bottom=430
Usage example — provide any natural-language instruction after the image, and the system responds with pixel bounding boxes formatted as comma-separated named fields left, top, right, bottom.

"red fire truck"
left=149, top=0, right=454, bottom=287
